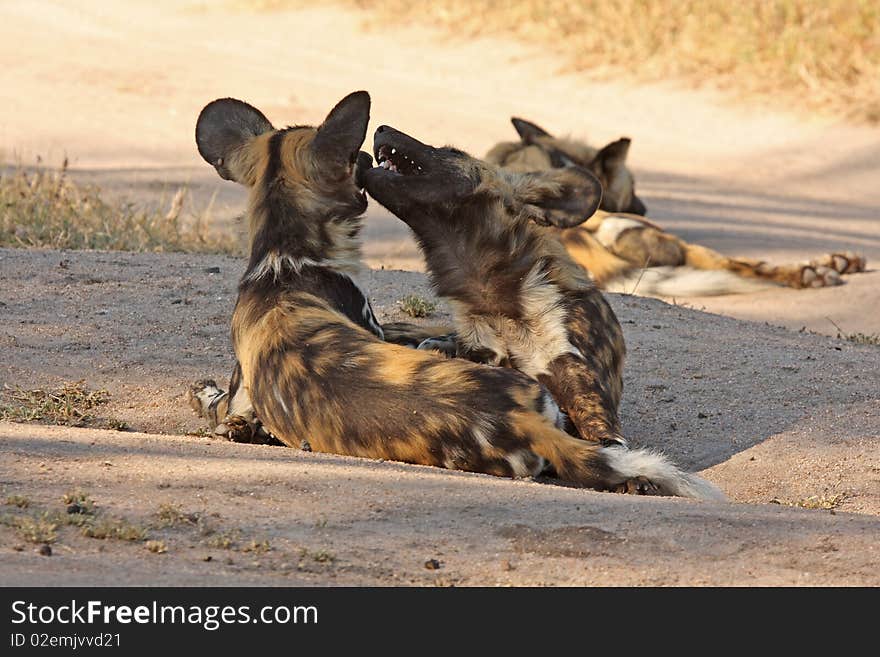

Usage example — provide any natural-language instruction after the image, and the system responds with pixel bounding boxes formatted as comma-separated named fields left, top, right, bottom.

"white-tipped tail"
left=604, top=266, right=774, bottom=298
left=602, top=445, right=727, bottom=502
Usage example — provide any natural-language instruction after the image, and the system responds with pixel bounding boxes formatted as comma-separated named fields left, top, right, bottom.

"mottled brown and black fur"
left=486, top=118, right=866, bottom=296
left=364, top=125, right=627, bottom=447
left=191, top=92, right=723, bottom=498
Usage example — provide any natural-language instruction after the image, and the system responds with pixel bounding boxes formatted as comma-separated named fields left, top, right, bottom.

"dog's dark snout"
left=376, top=125, right=388, bottom=134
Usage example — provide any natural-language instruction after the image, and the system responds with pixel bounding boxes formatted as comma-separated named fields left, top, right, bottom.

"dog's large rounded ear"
left=511, top=117, right=553, bottom=144
left=196, top=98, right=273, bottom=183
left=516, top=166, right=603, bottom=228
left=312, top=90, right=371, bottom=179
left=591, top=137, right=631, bottom=175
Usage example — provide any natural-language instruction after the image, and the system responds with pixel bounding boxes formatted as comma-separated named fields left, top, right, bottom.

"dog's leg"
left=416, top=334, right=460, bottom=359
left=577, top=218, right=865, bottom=290
left=557, top=226, right=635, bottom=286
left=216, top=362, right=283, bottom=445
left=381, top=321, right=456, bottom=347
left=190, top=364, right=284, bottom=446
left=188, top=378, right=229, bottom=429
left=682, top=243, right=850, bottom=289
left=536, top=354, right=627, bottom=448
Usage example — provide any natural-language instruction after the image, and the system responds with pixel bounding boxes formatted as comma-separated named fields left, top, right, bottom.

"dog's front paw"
left=417, top=334, right=458, bottom=358
left=214, top=415, right=255, bottom=443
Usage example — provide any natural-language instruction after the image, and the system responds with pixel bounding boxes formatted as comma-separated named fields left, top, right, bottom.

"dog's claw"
left=217, top=416, right=255, bottom=443
left=613, top=477, right=661, bottom=496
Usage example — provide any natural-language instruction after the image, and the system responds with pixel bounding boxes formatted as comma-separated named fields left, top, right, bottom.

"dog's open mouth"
left=374, top=144, right=423, bottom=176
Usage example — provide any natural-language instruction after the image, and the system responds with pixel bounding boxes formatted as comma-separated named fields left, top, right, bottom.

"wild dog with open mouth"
left=191, top=91, right=722, bottom=500
left=486, top=117, right=866, bottom=296
left=363, top=124, right=723, bottom=500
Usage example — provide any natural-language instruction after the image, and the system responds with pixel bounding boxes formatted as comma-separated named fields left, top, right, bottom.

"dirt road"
left=1, top=249, right=878, bottom=585
left=0, top=2, right=878, bottom=586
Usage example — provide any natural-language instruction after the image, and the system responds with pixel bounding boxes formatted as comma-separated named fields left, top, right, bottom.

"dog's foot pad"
left=612, top=477, right=661, bottom=496
left=801, top=264, right=841, bottom=288
left=812, top=252, right=867, bottom=275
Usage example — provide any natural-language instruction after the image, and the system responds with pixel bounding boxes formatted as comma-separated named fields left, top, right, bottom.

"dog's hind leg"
left=188, top=379, right=229, bottom=429
left=682, top=242, right=850, bottom=289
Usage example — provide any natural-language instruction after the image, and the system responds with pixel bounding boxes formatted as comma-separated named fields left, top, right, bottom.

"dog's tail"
left=604, top=266, right=774, bottom=298
left=522, top=415, right=725, bottom=501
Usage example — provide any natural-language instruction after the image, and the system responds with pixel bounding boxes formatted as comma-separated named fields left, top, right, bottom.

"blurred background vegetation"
left=249, top=0, right=880, bottom=124
left=0, top=160, right=238, bottom=253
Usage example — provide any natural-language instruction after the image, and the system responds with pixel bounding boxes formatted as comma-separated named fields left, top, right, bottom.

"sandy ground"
left=1, top=248, right=878, bottom=586
left=0, top=2, right=878, bottom=586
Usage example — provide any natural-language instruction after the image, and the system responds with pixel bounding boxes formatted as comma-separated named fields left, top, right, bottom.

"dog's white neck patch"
left=243, top=252, right=322, bottom=283
left=243, top=250, right=383, bottom=339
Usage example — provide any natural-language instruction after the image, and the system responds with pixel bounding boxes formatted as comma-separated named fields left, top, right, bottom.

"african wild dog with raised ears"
left=191, top=91, right=722, bottom=500
left=486, top=117, right=866, bottom=296
left=362, top=124, right=724, bottom=500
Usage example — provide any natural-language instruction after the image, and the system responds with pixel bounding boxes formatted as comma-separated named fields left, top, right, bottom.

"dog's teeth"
left=391, top=148, right=396, bottom=155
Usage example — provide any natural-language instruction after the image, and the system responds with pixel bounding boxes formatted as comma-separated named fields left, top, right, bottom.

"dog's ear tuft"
left=515, top=167, right=603, bottom=228
left=511, top=117, right=553, bottom=144
left=592, top=137, right=631, bottom=174
left=196, top=98, right=274, bottom=183
left=312, top=91, right=371, bottom=178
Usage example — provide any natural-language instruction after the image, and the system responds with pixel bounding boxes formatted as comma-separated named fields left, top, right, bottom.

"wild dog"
left=486, top=117, right=867, bottom=296
left=192, top=91, right=722, bottom=500
left=486, top=117, right=646, bottom=216
left=362, top=124, right=723, bottom=500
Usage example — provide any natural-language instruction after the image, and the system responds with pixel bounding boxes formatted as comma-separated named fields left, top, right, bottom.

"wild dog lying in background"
left=190, top=91, right=721, bottom=500
left=363, top=124, right=723, bottom=500
left=486, top=118, right=867, bottom=297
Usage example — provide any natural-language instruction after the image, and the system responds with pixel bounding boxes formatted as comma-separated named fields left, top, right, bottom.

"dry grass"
left=0, top=158, right=240, bottom=253
left=247, top=0, right=880, bottom=124
left=771, top=493, right=849, bottom=510
left=836, top=331, right=880, bottom=346
left=5, top=495, right=31, bottom=509
left=827, top=318, right=880, bottom=346
left=204, top=529, right=241, bottom=550
left=154, top=503, right=200, bottom=528
left=0, top=381, right=107, bottom=426
left=1, top=512, right=59, bottom=544
left=0, top=380, right=115, bottom=428
left=81, top=517, right=148, bottom=541
left=1, top=496, right=154, bottom=547
left=398, top=295, right=437, bottom=318
left=62, top=491, right=96, bottom=515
